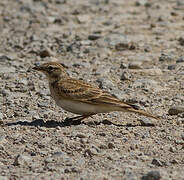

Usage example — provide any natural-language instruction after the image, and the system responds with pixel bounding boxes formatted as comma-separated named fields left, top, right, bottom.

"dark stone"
left=141, top=171, right=161, bottom=180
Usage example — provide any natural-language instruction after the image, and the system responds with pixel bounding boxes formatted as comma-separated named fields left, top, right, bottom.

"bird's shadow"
left=4, top=118, right=154, bottom=128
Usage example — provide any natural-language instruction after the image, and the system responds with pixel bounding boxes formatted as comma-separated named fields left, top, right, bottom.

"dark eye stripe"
left=48, top=66, right=57, bottom=70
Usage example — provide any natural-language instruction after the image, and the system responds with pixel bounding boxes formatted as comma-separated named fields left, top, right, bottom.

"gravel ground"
left=0, top=0, right=184, bottom=179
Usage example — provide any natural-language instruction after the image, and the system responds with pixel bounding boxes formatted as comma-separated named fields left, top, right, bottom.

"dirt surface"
left=0, top=0, right=184, bottom=179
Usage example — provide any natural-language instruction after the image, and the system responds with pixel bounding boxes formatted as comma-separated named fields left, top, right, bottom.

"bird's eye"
left=48, top=66, right=54, bottom=71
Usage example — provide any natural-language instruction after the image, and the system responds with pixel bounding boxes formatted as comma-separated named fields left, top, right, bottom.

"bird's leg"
left=65, top=115, right=83, bottom=121
left=65, top=115, right=92, bottom=122
left=79, top=115, right=92, bottom=121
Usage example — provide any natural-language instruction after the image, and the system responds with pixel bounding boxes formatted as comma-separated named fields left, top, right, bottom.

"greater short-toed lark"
left=33, top=62, right=158, bottom=121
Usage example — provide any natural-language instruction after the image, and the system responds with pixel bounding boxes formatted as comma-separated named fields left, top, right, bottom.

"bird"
left=33, top=61, right=158, bottom=122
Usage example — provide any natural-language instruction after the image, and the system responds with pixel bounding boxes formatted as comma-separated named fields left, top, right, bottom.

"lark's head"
left=33, top=62, right=68, bottom=82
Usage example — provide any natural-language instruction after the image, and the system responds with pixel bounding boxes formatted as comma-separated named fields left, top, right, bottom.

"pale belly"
left=49, top=84, right=120, bottom=115
left=53, top=97, right=122, bottom=115
left=54, top=98, right=115, bottom=115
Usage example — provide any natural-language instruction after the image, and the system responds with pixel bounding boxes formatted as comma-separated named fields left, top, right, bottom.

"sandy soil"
left=0, top=0, right=184, bottom=179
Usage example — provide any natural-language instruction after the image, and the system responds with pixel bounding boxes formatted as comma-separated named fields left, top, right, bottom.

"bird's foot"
left=64, top=115, right=92, bottom=124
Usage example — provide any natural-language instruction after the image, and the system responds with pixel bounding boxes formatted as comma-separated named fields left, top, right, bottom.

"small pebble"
left=159, top=53, right=174, bottom=62
left=176, top=56, right=184, bottom=63
left=151, top=158, right=163, bottom=166
left=88, top=34, right=101, bottom=40
left=13, top=154, right=32, bottom=166
left=168, top=106, right=184, bottom=115
left=108, top=142, right=115, bottom=149
left=0, top=113, right=3, bottom=120
left=75, top=133, right=86, bottom=138
left=121, top=70, right=132, bottom=80
left=178, top=37, right=184, bottom=46
left=138, top=118, right=155, bottom=126
left=39, top=49, right=52, bottom=58
left=128, top=61, right=142, bottom=69
left=141, top=171, right=161, bottom=180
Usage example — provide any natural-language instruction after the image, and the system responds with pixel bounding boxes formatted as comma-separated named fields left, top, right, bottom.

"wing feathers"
left=52, top=78, right=158, bottom=119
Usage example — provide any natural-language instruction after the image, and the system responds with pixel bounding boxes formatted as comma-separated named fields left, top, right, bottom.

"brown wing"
left=54, top=78, right=132, bottom=108
left=55, top=78, right=101, bottom=100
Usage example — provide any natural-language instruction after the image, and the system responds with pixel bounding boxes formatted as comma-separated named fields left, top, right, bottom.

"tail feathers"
left=127, top=108, right=159, bottom=120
